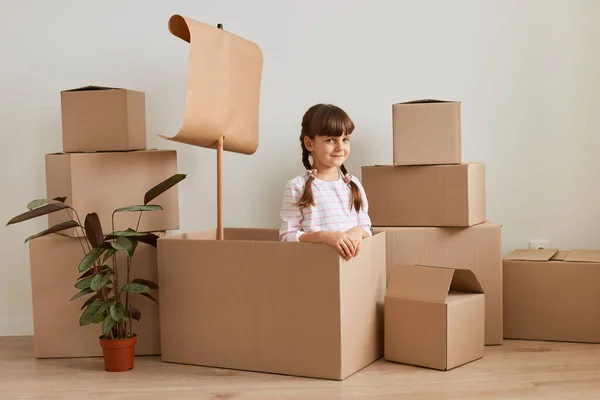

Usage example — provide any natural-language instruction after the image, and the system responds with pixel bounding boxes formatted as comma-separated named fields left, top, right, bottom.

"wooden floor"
left=2, top=336, right=600, bottom=399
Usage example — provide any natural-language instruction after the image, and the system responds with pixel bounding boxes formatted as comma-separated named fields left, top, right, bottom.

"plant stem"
left=126, top=257, right=131, bottom=338
left=135, top=211, right=143, bottom=231
left=67, top=208, right=89, bottom=256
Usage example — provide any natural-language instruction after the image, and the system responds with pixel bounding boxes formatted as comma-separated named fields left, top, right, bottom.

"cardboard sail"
left=159, top=14, right=263, bottom=155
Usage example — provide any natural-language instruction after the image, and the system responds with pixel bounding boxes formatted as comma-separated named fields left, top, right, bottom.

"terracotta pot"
left=99, top=334, right=137, bottom=372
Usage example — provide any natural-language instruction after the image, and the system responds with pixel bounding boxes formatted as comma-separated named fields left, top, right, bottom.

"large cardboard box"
left=503, top=249, right=600, bottom=343
left=157, top=228, right=387, bottom=380
left=385, top=264, right=485, bottom=371
left=392, top=100, right=461, bottom=166
left=373, top=222, right=502, bottom=345
left=28, top=233, right=162, bottom=358
left=60, top=86, right=146, bottom=153
left=362, top=163, right=486, bottom=227
left=45, top=149, right=179, bottom=237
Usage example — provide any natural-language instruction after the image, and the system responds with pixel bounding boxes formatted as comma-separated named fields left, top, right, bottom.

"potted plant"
left=6, top=173, right=186, bottom=372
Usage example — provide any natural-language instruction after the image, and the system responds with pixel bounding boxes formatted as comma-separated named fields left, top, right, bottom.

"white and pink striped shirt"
left=279, top=171, right=373, bottom=242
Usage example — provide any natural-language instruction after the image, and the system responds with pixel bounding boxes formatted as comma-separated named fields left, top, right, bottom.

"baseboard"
left=0, top=317, right=33, bottom=336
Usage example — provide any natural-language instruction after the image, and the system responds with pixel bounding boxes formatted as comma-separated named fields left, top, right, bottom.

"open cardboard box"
left=157, top=228, right=386, bottom=380
left=503, top=249, right=600, bottom=343
left=385, top=264, right=485, bottom=371
left=156, top=16, right=386, bottom=380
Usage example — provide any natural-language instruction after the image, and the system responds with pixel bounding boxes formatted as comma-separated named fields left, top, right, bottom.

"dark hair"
left=296, top=104, right=363, bottom=213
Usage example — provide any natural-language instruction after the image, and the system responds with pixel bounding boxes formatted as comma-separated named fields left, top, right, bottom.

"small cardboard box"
left=60, top=86, right=146, bottom=153
left=373, top=222, right=502, bottom=345
left=157, top=228, right=387, bottom=380
left=28, top=233, right=162, bottom=358
left=361, top=163, right=486, bottom=227
left=45, top=149, right=179, bottom=237
left=503, top=249, right=600, bottom=343
left=385, top=264, right=485, bottom=371
left=392, top=99, right=461, bottom=166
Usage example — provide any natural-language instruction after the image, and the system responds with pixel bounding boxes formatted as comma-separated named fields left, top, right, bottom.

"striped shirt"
left=279, top=171, right=373, bottom=242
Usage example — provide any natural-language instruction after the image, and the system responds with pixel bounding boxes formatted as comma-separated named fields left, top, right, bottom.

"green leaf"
left=90, top=273, right=110, bottom=291
left=111, top=236, right=133, bottom=252
left=7, top=202, right=70, bottom=226
left=110, top=303, right=125, bottom=322
left=132, top=278, right=158, bottom=289
left=70, top=287, right=93, bottom=301
left=24, top=220, right=79, bottom=243
left=93, top=314, right=106, bottom=324
left=125, top=238, right=138, bottom=258
left=102, top=249, right=117, bottom=263
left=27, top=197, right=67, bottom=210
left=114, top=205, right=162, bottom=213
left=140, top=292, right=158, bottom=304
left=129, top=305, right=141, bottom=321
left=79, top=299, right=104, bottom=326
left=102, top=315, right=117, bottom=337
left=144, top=173, right=186, bottom=204
left=108, top=229, right=146, bottom=237
left=78, top=248, right=105, bottom=272
left=84, top=213, right=104, bottom=248
left=78, top=265, right=112, bottom=280
left=74, top=276, right=93, bottom=290
left=122, top=283, right=150, bottom=293
left=81, top=293, right=100, bottom=310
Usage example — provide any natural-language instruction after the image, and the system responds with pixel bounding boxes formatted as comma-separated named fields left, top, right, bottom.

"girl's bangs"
left=315, top=107, right=355, bottom=137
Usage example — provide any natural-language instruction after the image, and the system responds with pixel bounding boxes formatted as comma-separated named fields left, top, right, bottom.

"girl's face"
left=304, top=133, right=351, bottom=169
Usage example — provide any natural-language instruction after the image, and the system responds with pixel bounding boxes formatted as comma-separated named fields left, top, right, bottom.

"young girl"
left=279, top=103, right=372, bottom=260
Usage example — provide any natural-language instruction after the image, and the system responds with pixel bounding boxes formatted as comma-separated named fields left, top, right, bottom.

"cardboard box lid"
left=504, top=249, right=600, bottom=263
left=395, top=99, right=460, bottom=105
left=61, top=85, right=130, bottom=93
left=156, top=14, right=263, bottom=155
left=386, top=264, right=483, bottom=304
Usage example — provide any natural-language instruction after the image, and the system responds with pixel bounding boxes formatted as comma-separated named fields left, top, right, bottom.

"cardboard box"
left=28, top=233, right=162, bottom=358
left=385, top=264, right=485, bottom=371
left=361, top=163, right=486, bottom=227
left=373, top=222, right=502, bottom=345
left=157, top=228, right=386, bottom=380
left=61, top=86, right=146, bottom=153
left=503, top=249, right=600, bottom=343
left=45, top=149, right=179, bottom=237
left=392, top=99, right=461, bottom=166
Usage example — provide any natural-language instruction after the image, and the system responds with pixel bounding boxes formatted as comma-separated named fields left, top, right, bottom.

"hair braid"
left=340, top=164, right=363, bottom=213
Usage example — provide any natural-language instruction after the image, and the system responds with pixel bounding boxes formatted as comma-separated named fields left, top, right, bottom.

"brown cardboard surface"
left=503, top=249, right=600, bottom=343
left=45, top=149, right=179, bottom=237
left=157, top=228, right=386, bottom=380
left=362, top=163, right=486, bottom=227
left=157, top=15, right=263, bottom=155
left=392, top=99, right=461, bottom=165
left=28, top=233, right=162, bottom=358
left=61, top=86, right=146, bottom=152
left=373, top=222, right=502, bottom=345
left=385, top=264, right=484, bottom=371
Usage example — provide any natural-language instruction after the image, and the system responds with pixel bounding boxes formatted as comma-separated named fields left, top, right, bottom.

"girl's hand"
left=322, top=231, right=356, bottom=260
left=346, top=227, right=365, bottom=257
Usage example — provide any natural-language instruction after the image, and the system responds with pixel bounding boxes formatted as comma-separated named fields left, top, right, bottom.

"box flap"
left=396, top=99, right=459, bottom=104
left=61, top=85, right=123, bottom=93
left=449, top=269, right=484, bottom=294
left=156, top=14, right=263, bottom=156
left=563, top=250, right=600, bottom=263
left=503, top=249, right=558, bottom=261
left=387, top=264, right=454, bottom=303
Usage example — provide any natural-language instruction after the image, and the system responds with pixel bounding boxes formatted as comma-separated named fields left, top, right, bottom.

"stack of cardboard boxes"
left=28, top=86, right=181, bottom=358
left=361, top=99, right=503, bottom=370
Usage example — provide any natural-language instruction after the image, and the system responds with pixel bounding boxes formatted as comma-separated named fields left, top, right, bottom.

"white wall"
left=1, top=0, right=598, bottom=335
